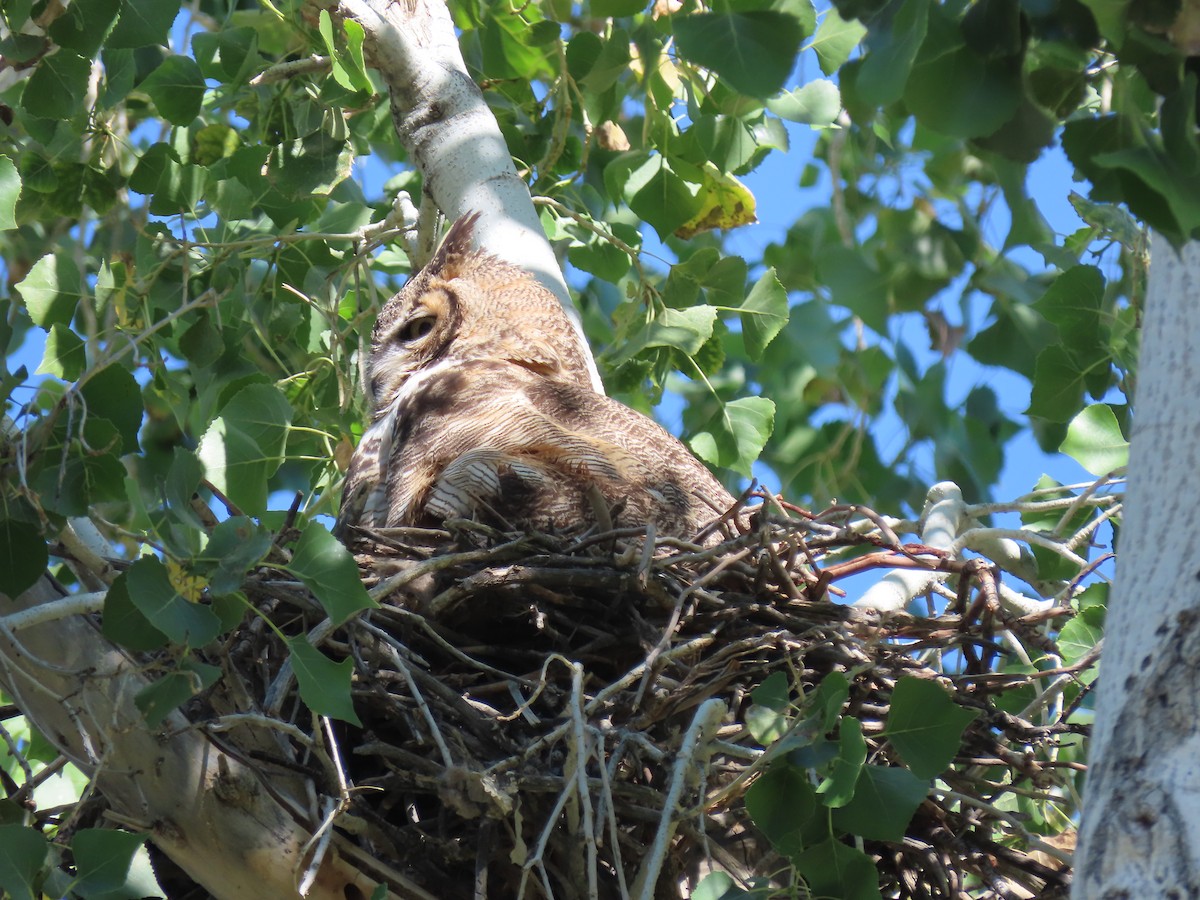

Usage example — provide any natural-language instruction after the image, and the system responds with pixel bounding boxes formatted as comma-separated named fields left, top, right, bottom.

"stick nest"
left=215, top=501, right=1084, bottom=900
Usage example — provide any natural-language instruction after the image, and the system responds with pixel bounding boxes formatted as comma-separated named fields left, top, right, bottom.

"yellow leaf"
left=674, top=164, right=757, bottom=238
left=166, top=559, right=208, bottom=603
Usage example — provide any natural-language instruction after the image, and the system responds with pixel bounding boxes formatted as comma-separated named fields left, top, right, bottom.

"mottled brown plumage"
left=336, top=213, right=736, bottom=542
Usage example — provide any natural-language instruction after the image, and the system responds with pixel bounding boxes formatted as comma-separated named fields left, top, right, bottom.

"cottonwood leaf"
left=690, top=396, right=775, bottom=476
left=674, top=11, right=805, bottom=98
left=287, top=634, right=361, bottom=725
left=0, top=825, right=47, bottom=900
left=0, top=517, right=46, bottom=597
left=134, top=661, right=221, bottom=726
left=0, top=155, right=18, bottom=231
left=767, top=79, right=841, bottom=126
left=140, top=56, right=205, bottom=126
left=196, top=383, right=292, bottom=516
left=884, top=677, right=978, bottom=778
left=18, top=253, right=85, bottom=329
left=1061, top=404, right=1128, bottom=475
left=69, top=829, right=148, bottom=896
left=124, top=556, right=222, bottom=648
left=739, top=268, right=789, bottom=359
left=287, top=522, right=376, bottom=626
left=816, top=718, right=867, bottom=807
left=793, top=837, right=882, bottom=900
left=832, top=764, right=928, bottom=842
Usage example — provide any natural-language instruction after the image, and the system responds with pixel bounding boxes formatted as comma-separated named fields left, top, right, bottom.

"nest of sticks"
left=211, top=497, right=1084, bottom=900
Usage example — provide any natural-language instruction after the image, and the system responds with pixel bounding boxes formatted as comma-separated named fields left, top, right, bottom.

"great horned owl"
left=336, top=213, right=736, bottom=543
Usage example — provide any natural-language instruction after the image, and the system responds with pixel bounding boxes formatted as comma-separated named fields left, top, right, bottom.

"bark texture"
left=1075, top=237, right=1200, bottom=899
left=0, top=577, right=419, bottom=900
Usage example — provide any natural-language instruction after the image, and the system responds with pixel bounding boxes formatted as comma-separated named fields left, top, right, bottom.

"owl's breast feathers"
left=338, top=359, right=736, bottom=543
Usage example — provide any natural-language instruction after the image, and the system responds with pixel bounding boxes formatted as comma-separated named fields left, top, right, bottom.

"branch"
left=853, top=481, right=963, bottom=612
left=0, top=576, right=416, bottom=899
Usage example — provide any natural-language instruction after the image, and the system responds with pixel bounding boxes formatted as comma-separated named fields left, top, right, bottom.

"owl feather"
left=336, top=214, right=737, bottom=544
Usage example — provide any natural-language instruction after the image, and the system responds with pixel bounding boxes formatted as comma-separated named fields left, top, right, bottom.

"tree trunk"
left=1074, top=237, right=1200, bottom=898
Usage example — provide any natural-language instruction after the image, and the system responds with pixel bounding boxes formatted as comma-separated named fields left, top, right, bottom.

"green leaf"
left=342, top=19, right=373, bottom=91
left=202, top=516, right=272, bottom=595
left=196, top=383, right=293, bottom=516
left=125, top=556, right=222, bottom=647
left=36, top=323, right=85, bottom=379
left=69, top=829, right=149, bottom=896
left=816, top=718, right=867, bottom=807
left=906, top=48, right=1023, bottom=137
left=739, top=268, right=789, bottom=359
left=268, top=131, right=353, bottom=199
left=31, top=418, right=126, bottom=516
left=192, top=27, right=260, bottom=83
left=746, top=671, right=791, bottom=744
left=689, top=396, right=775, bottom=476
left=134, top=660, right=221, bottom=726
left=884, top=677, right=979, bottom=779
left=1061, top=404, right=1129, bottom=475
left=1033, top=265, right=1106, bottom=360
left=1058, top=605, right=1104, bottom=674
left=107, top=0, right=181, bottom=49
left=141, top=56, right=206, bottom=126
left=286, top=522, right=376, bottom=626
left=102, top=567, right=169, bottom=652
left=691, top=873, right=742, bottom=900
left=592, top=0, right=645, bottom=15
left=624, top=155, right=704, bottom=240
left=607, top=305, right=719, bottom=368
left=1026, top=344, right=1088, bottom=422
left=47, top=0, right=120, bottom=56
left=0, top=824, right=47, bottom=900
left=766, top=79, right=841, bottom=125
left=21, top=50, right=91, bottom=120
left=0, top=155, right=18, bottom=231
left=165, top=447, right=204, bottom=529
left=1077, top=0, right=1127, bottom=45
left=80, top=364, right=143, bottom=453
left=674, top=11, right=806, bottom=98
left=0, top=517, right=46, bottom=597
left=745, top=762, right=821, bottom=857
left=793, top=838, right=882, bottom=900
left=810, top=672, right=850, bottom=732
left=18, top=252, right=85, bottom=329
left=832, top=764, right=929, bottom=842
left=855, top=0, right=929, bottom=107
left=319, top=9, right=351, bottom=90
left=817, top=245, right=889, bottom=333
left=287, top=634, right=362, bottom=725
left=810, top=8, right=865, bottom=76
left=318, top=9, right=371, bottom=93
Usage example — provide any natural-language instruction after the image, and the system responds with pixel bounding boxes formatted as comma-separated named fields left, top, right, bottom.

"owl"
left=335, top=213, right=737, bottom=544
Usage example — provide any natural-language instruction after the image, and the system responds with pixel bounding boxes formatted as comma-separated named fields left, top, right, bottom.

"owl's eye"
left=397, top=316, right=436, bottom=343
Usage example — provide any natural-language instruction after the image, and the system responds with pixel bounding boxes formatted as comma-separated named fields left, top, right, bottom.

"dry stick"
left=566, top=665, right=601, bottom=900
left=1051, top=467, right=1125, bottom=536
left=483, top=635, right=717, bottom=781
left=372, top=631, right=456, bottom=770
left=632, top=698, right=726, bottom=900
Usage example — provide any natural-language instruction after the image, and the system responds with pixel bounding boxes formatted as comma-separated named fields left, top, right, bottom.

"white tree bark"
left=338, top=0, right=604, bottom=392
left=0, top=575, right=431, bottom=900
left=1074, top=237, right=1200, bottom=898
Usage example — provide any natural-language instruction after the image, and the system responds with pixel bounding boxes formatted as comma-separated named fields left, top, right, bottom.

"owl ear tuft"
left=430, top=211, right=483, bottom=278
